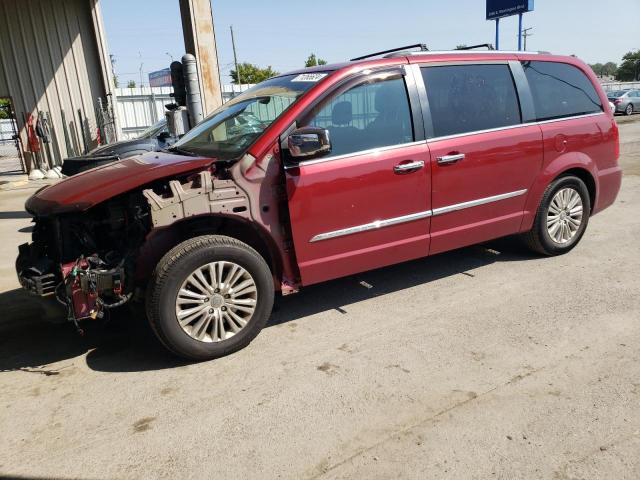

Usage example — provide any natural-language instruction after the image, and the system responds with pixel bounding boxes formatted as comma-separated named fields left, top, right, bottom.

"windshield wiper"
left=167, top=146, right=198, bottom=156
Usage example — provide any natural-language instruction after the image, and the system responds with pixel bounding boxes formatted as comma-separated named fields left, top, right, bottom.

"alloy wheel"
left=175, top=261, right=258, bottom=342
left=546, top=187, right=583, bottom=244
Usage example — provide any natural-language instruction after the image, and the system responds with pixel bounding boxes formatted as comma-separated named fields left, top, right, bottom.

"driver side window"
left=304, top=76, right=414, bottom=158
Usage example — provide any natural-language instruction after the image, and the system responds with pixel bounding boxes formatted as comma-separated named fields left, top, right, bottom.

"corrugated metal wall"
left=0, top=0, right=109, bottom=168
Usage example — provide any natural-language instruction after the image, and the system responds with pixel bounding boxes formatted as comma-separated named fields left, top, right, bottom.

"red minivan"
left=17, top=48, right=621, bottom=360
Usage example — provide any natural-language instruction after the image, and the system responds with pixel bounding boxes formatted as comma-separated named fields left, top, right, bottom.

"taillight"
left=613, top=121, right=620, bottom=159
left=613, top=99, right=621, bottom=105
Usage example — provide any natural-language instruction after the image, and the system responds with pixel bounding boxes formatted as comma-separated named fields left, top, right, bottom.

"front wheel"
left=522, top=175, right=591, bottom=256
left=146, top=235, right=274, bottom=360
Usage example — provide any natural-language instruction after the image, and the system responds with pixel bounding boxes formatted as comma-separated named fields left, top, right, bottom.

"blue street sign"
left=486, top=0, right=534, bottom=20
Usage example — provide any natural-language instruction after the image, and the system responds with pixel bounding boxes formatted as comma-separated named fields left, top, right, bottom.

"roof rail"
left=455, top=43, right=495, bottom=51
left=350, top=43, right=428, bottom=61
left=392, top=49, right=547, bottom=56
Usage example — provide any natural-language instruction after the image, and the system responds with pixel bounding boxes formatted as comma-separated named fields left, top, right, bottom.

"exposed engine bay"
left=17, top=191, right=150, bottom=328
left=15, top=166, right=268, bottom=330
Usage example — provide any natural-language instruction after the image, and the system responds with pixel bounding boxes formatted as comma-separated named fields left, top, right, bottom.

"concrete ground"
left=1, top=118, right=639, bottom=480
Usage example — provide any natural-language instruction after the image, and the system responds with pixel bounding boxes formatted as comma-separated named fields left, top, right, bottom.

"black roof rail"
left=455, top=43, right=495, bottom=51
left=350, top=43, right=428, bottom=61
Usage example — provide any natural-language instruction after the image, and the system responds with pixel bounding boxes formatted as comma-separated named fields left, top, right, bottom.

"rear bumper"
left=593, top=166, right=622, bottom=215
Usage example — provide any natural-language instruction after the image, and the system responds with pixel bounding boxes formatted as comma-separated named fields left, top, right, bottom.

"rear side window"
left=421, top=64, right=521, bottom=138
left=522, top=61, right=603, bottom=121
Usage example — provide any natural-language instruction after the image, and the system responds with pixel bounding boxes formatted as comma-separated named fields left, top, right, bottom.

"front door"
left=285, top=68, right=431, bottom=285
left=418, top=63, right=543, bottom=254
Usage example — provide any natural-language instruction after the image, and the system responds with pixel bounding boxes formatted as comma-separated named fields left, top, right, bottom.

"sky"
left=102, top=0, right=640, bottom=86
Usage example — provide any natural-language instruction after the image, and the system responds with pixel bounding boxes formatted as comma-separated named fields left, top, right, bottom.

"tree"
left=0, top=98, right=10, bottom=119
left=230, top=63, right=279, bottom=84
left=127, top=80, right=136, bottom=88
left=455, top=44, right=468, bottom=50
left=113, top=75, right=119, bottom=88
left=616, top=50, right=640, bottom=81
left=589, top=63, right=604, bottom=76
left=602, top=62, right=618, bottom=76
left=305, top=53, right=327, bottom=67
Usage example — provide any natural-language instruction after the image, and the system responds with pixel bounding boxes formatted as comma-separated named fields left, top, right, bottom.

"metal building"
left=0, top=0, right=113, bottom=173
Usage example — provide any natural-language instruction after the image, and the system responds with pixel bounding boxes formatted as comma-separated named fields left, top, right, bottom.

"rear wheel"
left=146, top=235, right=274, bottom=360
left=522, top=175, right=591, bottom=256
left=625, top=103, right=633, bottom=116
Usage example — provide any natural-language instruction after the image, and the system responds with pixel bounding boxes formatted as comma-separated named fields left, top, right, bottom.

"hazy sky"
left=102, top=0, right=640, bottom=86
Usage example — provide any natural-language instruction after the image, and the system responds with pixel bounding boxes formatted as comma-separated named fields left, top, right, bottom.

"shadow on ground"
left=0, top=237, right=539, bottom=374
left=0, top=211, right=32, bottom=220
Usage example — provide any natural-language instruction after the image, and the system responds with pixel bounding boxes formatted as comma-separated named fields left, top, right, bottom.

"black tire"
left=625, top=103, right=633, bottom=116
left=522, top=175, right=591, bottom=256
left=146, top=235, right=274, bottom=360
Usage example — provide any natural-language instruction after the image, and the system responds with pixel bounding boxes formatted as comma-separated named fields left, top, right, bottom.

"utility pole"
left=138, top=51, right=144, bottom=88
left=230, top=25, right=242, bottom=91
left=522, top=27, right=533, bottom=51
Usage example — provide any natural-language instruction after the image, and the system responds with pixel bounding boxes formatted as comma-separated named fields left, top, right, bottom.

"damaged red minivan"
left=17, top=48, right=621, bottom=360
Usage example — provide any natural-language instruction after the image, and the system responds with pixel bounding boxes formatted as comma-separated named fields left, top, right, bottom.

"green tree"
left=589, top=63, right=604, bottom=76
left=230, top=63, right=279, bottom=84
left=615, top=50, right=640, bottom=81
left=0, top=98, right=10, bottom=119
left=602, top=62, right=618, bottom=76
left=305, top=53, right=327, bottom=67
left=113, top=75, right=120, bottom=88
left=127, top=80, right=136, bottom=88
left=455, top=44, right=468, bottom=50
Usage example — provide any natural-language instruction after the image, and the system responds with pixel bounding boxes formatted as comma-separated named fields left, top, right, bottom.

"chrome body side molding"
left=309, top=211, right=432, bottom=243
left=431, top=189, right=527, bottom=216
left=309, top=189, right=528, bottom=242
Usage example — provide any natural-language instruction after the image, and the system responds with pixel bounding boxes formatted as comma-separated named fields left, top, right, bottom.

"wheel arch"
left=520, top=157, right=598, bottom=233
left=557, top=167, right=596, bottom=212
left=135, top=214, right=283, bottom=286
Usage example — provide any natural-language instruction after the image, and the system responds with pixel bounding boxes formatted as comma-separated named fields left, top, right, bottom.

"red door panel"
left=286, top=143, right=431, bottom=285
left=429, top=125, right=543, bottom=254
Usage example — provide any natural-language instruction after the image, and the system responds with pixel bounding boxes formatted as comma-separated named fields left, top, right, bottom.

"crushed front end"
left=16, top=193, right=150, bottom=329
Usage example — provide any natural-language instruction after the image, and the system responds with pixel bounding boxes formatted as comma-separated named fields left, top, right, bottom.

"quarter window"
left=421, top=64, right=522, bottom=138
left=522, top=61, right=603, bottom=121
left=304, top=76, right=414, bottom=157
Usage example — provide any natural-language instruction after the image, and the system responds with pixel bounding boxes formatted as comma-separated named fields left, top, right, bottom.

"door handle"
left=437, top=153, right=465, bottom=165
left=393, top=160, right=424, bottom=174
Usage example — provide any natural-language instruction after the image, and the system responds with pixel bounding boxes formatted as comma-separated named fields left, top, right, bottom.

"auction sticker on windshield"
left=291, top=73, right=328, bottom=82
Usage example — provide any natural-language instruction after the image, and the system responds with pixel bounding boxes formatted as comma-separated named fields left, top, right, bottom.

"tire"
left=522, top=175, right=591, bottom=256
left=146, top=235, right=274, bottom=360
left=625, top=103, right=633, bottom=116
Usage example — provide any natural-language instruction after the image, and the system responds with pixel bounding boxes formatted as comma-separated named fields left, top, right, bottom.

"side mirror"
left=287, top=127, right=331, bottom=159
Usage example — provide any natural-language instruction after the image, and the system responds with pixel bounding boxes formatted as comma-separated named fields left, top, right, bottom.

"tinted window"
left=522, top=61, right=603, bottom=121
left=421, top=64, right=521, bottom=138
left=304, top=76, right=413, bottom=157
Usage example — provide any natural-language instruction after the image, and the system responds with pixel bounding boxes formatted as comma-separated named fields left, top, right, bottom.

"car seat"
left=328, top=101, right=360, bottom=156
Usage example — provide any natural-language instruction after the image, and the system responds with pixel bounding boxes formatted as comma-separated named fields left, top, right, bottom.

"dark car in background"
left=607, top=89, right=640, bottom=116
left=61, top=119, right=177, bottom=176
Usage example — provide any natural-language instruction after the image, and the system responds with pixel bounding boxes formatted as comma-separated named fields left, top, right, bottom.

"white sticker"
left=291, top=73, right=328, bottom=82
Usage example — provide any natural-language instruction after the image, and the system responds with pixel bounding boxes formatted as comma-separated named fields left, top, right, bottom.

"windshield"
left=607, top=90, right=628, bottom=98
left=171, top=73, right=328, bottom=159
left=137, top=119, right=168, bottom=139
